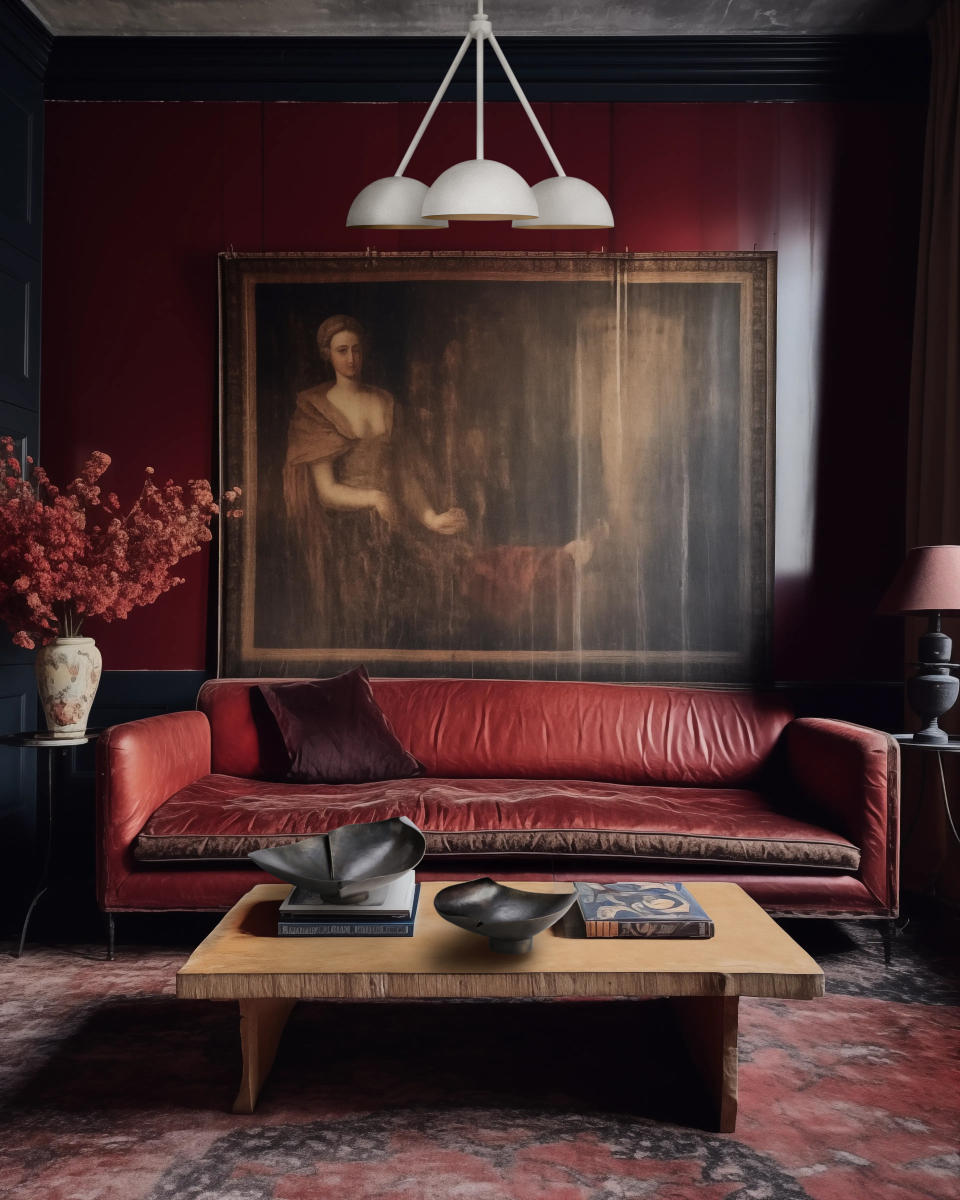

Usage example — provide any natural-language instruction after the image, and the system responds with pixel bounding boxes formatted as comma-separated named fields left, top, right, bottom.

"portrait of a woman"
left=283, top=315, right=468, bottom=646
left=222, top=254, right=770, bottom=680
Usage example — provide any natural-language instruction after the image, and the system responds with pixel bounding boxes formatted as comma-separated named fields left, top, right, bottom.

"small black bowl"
left=248, top=816, right=425, bottom=903
left=434, top=877, right=577, bottom=953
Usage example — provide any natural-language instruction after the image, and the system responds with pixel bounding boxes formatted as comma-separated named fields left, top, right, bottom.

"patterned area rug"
left=0, top=918, right=957, bottom=1200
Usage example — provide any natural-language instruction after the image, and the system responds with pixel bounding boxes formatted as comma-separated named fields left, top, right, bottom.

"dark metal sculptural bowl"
left=434, top=877, right=578, bottom=954
left=248, top=816, right=425, bottom=903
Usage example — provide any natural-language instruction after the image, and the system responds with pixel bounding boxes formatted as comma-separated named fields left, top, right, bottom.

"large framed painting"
left=219, top=252, right=774, bottom=682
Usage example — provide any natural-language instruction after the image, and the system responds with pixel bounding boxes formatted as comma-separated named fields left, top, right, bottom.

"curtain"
left=904, top=0, right=960, bottom=902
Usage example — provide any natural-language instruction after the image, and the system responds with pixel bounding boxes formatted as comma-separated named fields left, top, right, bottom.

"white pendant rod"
left=488, top=33, right=566, bottom=178
left=476, top=23, right=484, bottom=159
left=395, top=32, right=473, bottom=178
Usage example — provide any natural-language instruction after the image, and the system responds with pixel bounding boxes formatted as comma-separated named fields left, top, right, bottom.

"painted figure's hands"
left=424, top=507, right=468, bottom=536
left=371, top=491, right=399, bottom=526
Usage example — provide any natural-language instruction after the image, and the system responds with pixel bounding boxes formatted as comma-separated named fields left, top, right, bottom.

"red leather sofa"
left=96, top=677, right=899, bottom=920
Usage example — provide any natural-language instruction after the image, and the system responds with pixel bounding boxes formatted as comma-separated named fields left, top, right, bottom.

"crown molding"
left=44, top=34, right=929, bottom=102
left=0, top=0, right=53, bottom=79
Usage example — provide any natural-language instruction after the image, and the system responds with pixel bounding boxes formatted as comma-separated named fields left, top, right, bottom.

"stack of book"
left=277, top=870, right=420, bottom=937
left=570, top=881, right=714, bottom=939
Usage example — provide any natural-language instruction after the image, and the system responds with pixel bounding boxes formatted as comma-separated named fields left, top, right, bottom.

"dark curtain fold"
left=904, top=0, right=960, bottom=902
left=908, top=0, right=960, bottom=541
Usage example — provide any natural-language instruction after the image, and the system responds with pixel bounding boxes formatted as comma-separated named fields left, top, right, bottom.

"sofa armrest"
left=96, top=710, right=211, bottom=909
left=783, top=718, right=900, bottom=913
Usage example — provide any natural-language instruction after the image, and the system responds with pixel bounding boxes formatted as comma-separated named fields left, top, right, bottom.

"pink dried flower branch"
left=0, top=436, right=241, bottom=649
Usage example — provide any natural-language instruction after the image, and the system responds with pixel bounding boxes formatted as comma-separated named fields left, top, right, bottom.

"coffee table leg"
left=672, top=995, right=739, bottom=1132
left=233, top=998, right=297, bottom=1114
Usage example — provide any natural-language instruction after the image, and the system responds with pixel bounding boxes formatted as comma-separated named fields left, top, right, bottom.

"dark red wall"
left=40, top=99, right=924, bottom=675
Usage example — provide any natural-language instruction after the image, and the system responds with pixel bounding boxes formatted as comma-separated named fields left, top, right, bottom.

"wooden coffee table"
left=176, top=880, right=823, bottom=1130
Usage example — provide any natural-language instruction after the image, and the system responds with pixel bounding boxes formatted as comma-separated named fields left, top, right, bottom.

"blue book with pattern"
left=574, top=881, right=714, bottom=939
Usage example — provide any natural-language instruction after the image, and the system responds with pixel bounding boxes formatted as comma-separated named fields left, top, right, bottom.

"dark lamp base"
left=911, top=727, right=951, bottom=745
left=905, top=657, right=959, bottom=748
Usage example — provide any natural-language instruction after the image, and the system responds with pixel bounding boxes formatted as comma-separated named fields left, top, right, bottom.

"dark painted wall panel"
left=89, top=670, right=209, bottom=725
left=0, top=671, right=36, bottom=806
left=0, top=52, right=42, bottom=257
left=0, top=243, right=39, bottom=404
left=0, top=86, right=31, bottom=224
left=0, top=265, right=27, bottom=378
left=0, top=668, right=37, bottom=908
left=0, top=12, right=43, bottom=904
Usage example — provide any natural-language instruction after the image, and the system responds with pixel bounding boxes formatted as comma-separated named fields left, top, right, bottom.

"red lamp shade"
left=879, top=545, right=960, bottom=614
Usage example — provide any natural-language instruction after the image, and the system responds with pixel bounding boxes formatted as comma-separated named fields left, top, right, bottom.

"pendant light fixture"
left=346, top=7, right=613, bottom=230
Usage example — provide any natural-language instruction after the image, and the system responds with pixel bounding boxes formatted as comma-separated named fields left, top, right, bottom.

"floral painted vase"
left=35, top=636, right=102, bottom=738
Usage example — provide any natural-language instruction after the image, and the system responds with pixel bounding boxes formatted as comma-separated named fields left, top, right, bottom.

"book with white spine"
left=278, top=869, right=416, bottom=919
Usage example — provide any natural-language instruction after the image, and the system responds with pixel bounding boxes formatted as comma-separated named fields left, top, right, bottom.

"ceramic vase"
left=35, top=636, right=102, bottom=739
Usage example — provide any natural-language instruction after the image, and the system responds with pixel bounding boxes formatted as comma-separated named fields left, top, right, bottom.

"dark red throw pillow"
left=257, top=667, right=423, bottom=784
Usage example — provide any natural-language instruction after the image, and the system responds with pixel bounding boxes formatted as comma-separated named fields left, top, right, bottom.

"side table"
left=893, top=734, right=960, bottom=904
left=894, top=733, right=960, bottom=846
left=1, top=729, right=100, bottom=958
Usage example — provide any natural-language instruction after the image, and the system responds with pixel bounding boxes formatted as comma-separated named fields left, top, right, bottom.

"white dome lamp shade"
left=485, top=29, right=613, bottom=230
left=421, top=15, right=537, bottom=222
left=343, top=27, right=480, bottom=230
left=422, top=158, right=538, bottom=221
left=346, top=177, right=448, bottom=229
left=513, top=176, right=614, bottom=229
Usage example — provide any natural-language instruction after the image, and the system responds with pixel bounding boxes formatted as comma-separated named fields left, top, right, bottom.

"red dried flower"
left=0, top=435, right=242, bottom=645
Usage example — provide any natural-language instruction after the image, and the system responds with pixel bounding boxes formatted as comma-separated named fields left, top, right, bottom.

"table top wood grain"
left=176, top=881, right=824, bottom=1003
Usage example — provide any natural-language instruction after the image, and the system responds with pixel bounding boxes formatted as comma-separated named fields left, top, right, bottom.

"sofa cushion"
left=133, top=775, right=860, bottom=872
left=257, top=667, right=423, bottom=784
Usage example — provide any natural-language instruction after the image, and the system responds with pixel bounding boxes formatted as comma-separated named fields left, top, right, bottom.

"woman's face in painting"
left=328, top=330, right=363, bottom=380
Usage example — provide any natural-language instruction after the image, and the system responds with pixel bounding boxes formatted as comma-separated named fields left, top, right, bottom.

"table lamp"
left=879, top=544, right=960, bottom=743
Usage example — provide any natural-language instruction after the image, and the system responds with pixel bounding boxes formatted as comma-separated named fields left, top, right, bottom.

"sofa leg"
left=877, top=917, right=906, bottom=966
left=106, top=913, right=116, bottom=961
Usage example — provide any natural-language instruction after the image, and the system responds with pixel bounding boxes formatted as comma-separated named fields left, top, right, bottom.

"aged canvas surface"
left=220, top=252, right=774, bottom=682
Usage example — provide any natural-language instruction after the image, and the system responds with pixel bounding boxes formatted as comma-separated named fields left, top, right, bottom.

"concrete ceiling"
left=18, top=0, right=941, bottom=37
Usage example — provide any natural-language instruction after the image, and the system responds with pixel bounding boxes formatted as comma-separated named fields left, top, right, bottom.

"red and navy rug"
left=0, top=919, right=957, bottom=1199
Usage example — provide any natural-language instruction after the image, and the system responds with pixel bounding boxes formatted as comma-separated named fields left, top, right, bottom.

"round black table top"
left=0, top=729, right=102, bottom=749
left=893, top=733, right=960, bottom=753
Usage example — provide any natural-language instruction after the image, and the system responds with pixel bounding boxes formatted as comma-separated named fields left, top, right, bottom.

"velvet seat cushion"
left=133, top=775, right=861, bottom=871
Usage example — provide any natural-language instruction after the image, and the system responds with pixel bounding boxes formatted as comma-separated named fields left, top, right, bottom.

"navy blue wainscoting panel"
left=0, top=15, right=43, bottom=926
left=0, top=668, right=38, bottom=913
left=0, top=49, right=43, bottom=258
left=0, top=241, right=41, bottom=410
left=89, top=670, right=210, bottom=731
